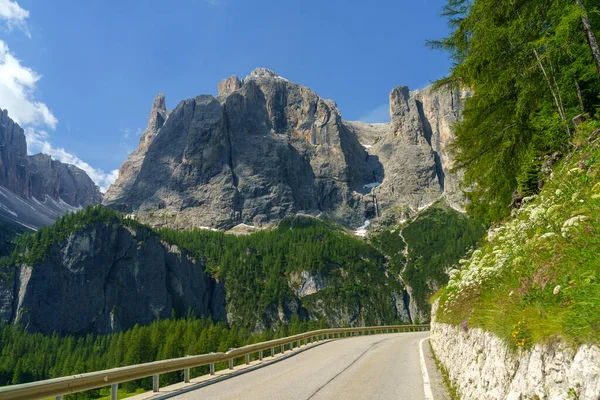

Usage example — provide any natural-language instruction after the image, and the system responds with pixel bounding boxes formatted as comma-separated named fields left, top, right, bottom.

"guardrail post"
left=297, top=340, right=301, bottom=348
left=245, top=354, right=250, bottom=365
left=210, top=363, right=215, bottom=375
left=110, top=384, right=118, bottom=400
left=281, top=345, right=285, bottom=354
left=184, top=367, right=190, bottom=383
left=55, top=396, right=63, bottom=400
left=152, top=374, right=159, bottom=392
left=344, top=332, right=347, bottom=338
left=259, top=350, right=263, bottom=361
left=229, top=359, right=234, bottom=370
left=271, top=346, right=275, bottom=356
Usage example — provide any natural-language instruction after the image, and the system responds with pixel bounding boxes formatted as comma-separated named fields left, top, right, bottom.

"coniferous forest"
left=431, top=0, right=600, bottom=223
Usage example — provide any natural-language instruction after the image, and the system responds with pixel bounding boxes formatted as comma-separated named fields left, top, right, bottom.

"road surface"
left=137, top=331, right=449, bottom=400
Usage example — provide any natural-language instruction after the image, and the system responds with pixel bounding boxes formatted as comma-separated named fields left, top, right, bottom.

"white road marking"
left=419, top=336, right=434, bottom=400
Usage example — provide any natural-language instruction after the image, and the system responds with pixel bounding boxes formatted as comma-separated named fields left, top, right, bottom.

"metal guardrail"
left=0, top=324, right=429, bottom=400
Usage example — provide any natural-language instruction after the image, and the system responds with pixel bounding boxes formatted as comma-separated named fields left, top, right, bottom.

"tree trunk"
left=574, top=79, right=585, bottom=113
left=575, top=0, right=600, bottom=74
left=533, top=49, right=570, bottom=136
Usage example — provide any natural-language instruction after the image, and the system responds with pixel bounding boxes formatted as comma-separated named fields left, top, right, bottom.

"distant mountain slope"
left=0, top=108, right=102, bottom=229
left=0, top=207, right=410, bottom=335
left=0, top=185, right=79, bottom=230
left=104, top=68, right=466, bottom=231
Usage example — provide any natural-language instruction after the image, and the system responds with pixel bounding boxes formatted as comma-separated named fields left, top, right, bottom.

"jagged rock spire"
left=152, top=93, right=166, bottom=111
left=218, top=76, right=242, bottom=97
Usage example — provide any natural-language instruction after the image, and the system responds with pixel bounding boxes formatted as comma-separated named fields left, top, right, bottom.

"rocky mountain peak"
left=218, top=75, right=242, bottom=96
left=144, top=94, right=169, bottom=144
left=246, top=67, right=279, bottom=80
left=103, top=94, right=171, bottom=208
left=152, top=93, right=166, bottom=111
left=0, top=108, right=102, bottom=228
left=389, top=85, right=425, bottom=143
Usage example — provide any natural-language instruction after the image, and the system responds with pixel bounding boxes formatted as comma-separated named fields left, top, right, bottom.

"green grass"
left=435, top=124, right=600, bottom=350
left=94, top=387, right=146, bottom=400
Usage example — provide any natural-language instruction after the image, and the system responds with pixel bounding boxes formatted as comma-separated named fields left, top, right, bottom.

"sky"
left=0, top=0, right=452, bottom=191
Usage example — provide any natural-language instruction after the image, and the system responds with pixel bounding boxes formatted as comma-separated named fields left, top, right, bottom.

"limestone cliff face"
left=104, top=69, right=465, bottom=230
left=348, top=84, right=467, bottom=219
left=104, top=68, right=382, bottom=229
left=28, top=154, right=103, bottom=207
left=0, top=223, right=226, bottom=335
left=431, top=303, right=600, bottom=400
left=0, top=108, right=102, bottom=209
left=0, top=109, right=30, bottom=197
left=102, top=94, right=168, bottom=208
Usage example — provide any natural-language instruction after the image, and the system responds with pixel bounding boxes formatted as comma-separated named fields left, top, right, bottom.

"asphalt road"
left=149, top=331, right=444, bottom=400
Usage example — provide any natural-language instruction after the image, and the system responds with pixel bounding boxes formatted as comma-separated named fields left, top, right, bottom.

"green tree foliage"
left=431, top=0, right=600, bottom=222
left=156, top=216, right=402, bottom=327
left=402, top=206, right=486, bottom=313
left=0, top=221, right=29, bottom=258
left=371, top=204, right=486, bottom=315
left=2, top=205, right=145, bottom=267
left=0, top=316, right=324, bottom=398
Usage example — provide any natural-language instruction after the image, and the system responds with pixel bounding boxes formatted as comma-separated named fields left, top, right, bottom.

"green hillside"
left=435, top=128, right=600, bottom=348
left=372, top=202, right=486, bottom=316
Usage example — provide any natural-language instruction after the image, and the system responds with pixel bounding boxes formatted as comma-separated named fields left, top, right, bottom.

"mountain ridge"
left=0, top=108, right=103, bottom=229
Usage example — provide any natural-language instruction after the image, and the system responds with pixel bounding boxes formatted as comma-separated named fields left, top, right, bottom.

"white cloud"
left=0, top=0, right=29, bottom=36
left=25, top=128, right=119, bottom=193
left=0, top=40, right=57, bottom=128
left=359, top=103, right=391, bottom=123
left=0, top=6, right=118, bottom=194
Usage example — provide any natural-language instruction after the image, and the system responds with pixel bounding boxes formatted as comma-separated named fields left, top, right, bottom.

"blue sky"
left=0, top=0, right=451, bottom=190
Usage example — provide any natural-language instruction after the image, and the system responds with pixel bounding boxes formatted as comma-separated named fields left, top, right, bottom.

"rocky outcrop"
left=430, top=304, right=600, bottom=400
left=289, top=271, right=329, bottom=298
left=0, top=108, right=102, bottom=221
left=0, top=223, right=226, bottom=335
left=102, top=94, right=168, bottom=208
left=218, top=76, right=242, bottom=97
left=103, top=69, right=465, bottom=231
left=348, top=84, right=468, bottom=218
left=28, top=154, right=102, bottom=207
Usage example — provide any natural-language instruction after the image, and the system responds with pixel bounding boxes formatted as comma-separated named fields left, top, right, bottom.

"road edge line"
left=419, top=336, right=434, bottom=400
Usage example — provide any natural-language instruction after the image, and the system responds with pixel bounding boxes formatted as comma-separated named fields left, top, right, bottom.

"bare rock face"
left=413, top=85, right=469, bottom=210
left=218, top=75, right=242, bottom=97
left=0, top=109, right=30, bottom=197
left=0, top=223, right=226, bottom=335
left=370, top=86, right=442, bottom=213
left=348, top=84, right=468, bottom=219
left=103, top=94, right=168, bottom=208
left=104, top=68, right=382, bottom=229
left=0, top=108, right=102, bottom=227
left=104, top=70, right=465, bottom=230
left=28, top=154, right=103, bottom=206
